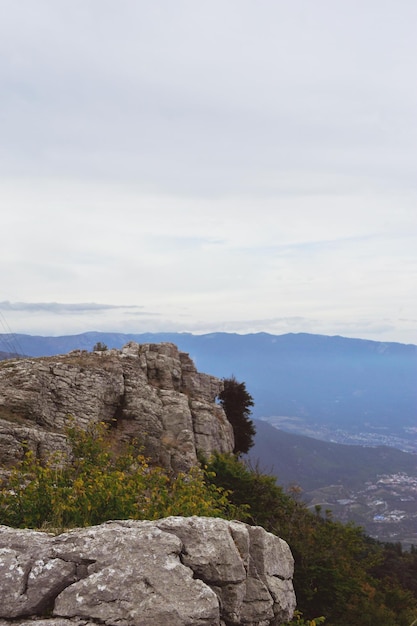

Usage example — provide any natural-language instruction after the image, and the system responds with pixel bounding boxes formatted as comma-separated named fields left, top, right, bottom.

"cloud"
left=1, top=1, right=415, bottom=194
left=0, top=301, right=142, bottom=314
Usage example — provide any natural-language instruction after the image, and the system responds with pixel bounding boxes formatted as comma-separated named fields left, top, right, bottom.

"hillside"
left=250, top=419, right=417, bottom=545
left=250, top=420, right=417, bottom=491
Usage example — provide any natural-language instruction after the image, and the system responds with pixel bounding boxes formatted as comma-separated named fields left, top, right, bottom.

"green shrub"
left=0, top=421, right=237, bottom=530
left=92, top=342, right=108, bottom=351
left=218, top=376, right=256, bottom=454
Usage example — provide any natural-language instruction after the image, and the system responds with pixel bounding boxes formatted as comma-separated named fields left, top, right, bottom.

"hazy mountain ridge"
left=0, top=350, right=21, bottom=360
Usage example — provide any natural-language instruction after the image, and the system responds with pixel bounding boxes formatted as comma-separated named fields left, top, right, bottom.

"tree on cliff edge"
left=219, top=376, right=256, bottom=455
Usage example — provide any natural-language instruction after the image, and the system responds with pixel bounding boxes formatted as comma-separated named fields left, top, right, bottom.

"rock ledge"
left=0, top=342, right=234, bottom=472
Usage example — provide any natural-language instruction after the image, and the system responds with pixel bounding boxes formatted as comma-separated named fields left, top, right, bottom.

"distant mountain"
left=0, top=351, right=21, bottom=361
left=1, top=331, right=416, bottom=446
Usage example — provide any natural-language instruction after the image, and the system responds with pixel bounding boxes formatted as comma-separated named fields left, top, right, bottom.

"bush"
left=0, top=422, right=237, bottom=530
left=92, top=341, right=108, bottom=351
left=218, top=376, right=256, bottom=454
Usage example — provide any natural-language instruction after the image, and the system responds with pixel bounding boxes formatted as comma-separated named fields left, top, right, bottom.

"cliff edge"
left=0, top=342, right=234, bottom=472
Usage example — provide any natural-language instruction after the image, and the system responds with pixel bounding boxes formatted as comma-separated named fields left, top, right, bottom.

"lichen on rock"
left=0, top=517, right=296, bottom=626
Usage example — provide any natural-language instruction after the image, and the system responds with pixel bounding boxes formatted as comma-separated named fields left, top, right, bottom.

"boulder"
left=0, top=517, right=296, bottom=626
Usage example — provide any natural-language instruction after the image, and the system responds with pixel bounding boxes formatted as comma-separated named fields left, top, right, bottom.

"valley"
left=264, top=415, right=417, bottom=453
left=306, top=471, right=417, bottom=548
left=250, top=419, right=417, bottom=547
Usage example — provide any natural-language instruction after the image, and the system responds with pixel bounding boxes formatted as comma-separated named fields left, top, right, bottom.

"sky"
left=1, top=1, right=416, bottom=344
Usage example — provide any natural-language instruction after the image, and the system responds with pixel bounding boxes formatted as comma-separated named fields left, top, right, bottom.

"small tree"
left=218, top=376, right=256, bottom=455
left=93, top=341, right=108, bottom=352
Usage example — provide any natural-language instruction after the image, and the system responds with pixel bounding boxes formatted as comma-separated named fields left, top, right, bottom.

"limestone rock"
left=0, top=517, right=296, bottom=626
left=0, top=343, right=234, bottom=472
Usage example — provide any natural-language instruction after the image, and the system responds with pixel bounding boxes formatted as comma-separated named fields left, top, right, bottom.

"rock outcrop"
left=0, top=342, right=234, bottom=472
left=0, top=346, right=297, bottom=624
left=0, top=516, right=296, bottom=626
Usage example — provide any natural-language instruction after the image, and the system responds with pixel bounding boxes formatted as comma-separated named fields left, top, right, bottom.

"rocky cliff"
left=0, top=516, right=296, bottom=626
left=0, top=342, right=234, bottom=472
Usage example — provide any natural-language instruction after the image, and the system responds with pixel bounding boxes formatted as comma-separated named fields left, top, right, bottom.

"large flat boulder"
left=0, top=517, right=296, bottom=626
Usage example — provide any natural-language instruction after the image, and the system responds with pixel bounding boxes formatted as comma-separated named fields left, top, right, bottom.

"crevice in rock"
left=75, top=558, right=97, bottom=580
left=18, top=560, right=31, bottom=596
left=109, top=371, right=127, bottom=428
left=271, top=573, right=288, bottom=582
left=55, top=555, right=96, bottom=568
left=228, top=527, right=248, bottom=572
left=111, top=395, right=125, bottom=427
left=23, top=563, right=78, bottom=617
left=34, top=440, right=42, bottom=459
left=142, top=576, right=154, bottom=592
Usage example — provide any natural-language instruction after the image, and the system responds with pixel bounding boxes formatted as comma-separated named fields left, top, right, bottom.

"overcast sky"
left=1, top=1, right=416, bottom=344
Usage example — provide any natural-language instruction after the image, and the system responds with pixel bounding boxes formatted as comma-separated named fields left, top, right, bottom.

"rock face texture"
left=0, top=342, right=234, bottom=472
left=0, top=516, right=296, bottom=626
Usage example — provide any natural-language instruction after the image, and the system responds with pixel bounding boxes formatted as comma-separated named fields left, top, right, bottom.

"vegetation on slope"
left=205, top=452, right=417, bottom=626
left=0, top=421, right=238, bottom=529
left=1, top=415, right=416, bottom=624
left=250, top=419, right=417, bottom=491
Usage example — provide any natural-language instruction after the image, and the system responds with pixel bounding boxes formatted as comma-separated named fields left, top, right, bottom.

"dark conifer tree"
left=219, top=376, right=256, bottom=454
